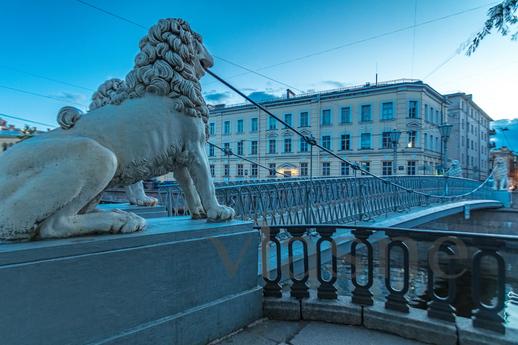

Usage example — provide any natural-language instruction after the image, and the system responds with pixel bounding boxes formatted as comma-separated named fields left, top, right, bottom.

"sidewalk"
left=212, top=319, right=425, bottom=345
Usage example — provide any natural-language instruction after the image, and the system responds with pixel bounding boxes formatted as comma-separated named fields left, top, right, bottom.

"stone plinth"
left=301, top=293, right=361, bottom=325
left=0, top=217, right=261, bottom=345
left=456, top=317, right=518, bottom=345
left=363, top=301, right=457, bottom=345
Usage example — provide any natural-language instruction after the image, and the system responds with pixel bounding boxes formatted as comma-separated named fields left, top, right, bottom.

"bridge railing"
left=260, top=224, right=518, bottom=334
left=157, top=175, right=495, bottom=225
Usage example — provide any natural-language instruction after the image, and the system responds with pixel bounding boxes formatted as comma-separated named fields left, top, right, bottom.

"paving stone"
left=301, top=294, right=361, bottom=325
left=457, top=316, right=518, bottom=345
left=247, top=319, right=307, bottom=343
left=363, top=301, right=457, bottom=345
left=290, top=321, right=425, bottom=345
left=263, top=294, right=301, bottom=321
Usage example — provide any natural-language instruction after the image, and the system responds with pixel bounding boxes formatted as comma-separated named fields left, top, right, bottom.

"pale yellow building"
left=206, top=79, right=449, bottom=182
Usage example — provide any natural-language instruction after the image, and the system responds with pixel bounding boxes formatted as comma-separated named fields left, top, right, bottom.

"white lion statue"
left=493, top=157, right=509, bottom=190
left=446, top=160, right=462, bottom=177
left=0, top=18, right=234, bottom=241
left=59, top=79, right=158, bottom=207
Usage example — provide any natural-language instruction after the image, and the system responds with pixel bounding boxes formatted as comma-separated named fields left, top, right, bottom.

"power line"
left=0, top=66, right=94, bottom=92
left=74, top=0, right=303, bottom=93
left=76, top=0, right=146, bottom=29
left=0, top=85, right=88, bottom=108
left=0, top=113, right=56, bottom=128
left=205, top=1, right=497, bottom=85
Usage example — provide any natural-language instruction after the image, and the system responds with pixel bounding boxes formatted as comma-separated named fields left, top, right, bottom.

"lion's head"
left=88, top=18, right=213, bottom=123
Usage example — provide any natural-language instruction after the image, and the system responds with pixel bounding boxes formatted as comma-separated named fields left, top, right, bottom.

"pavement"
left=212, top=319, right=425, bottom=345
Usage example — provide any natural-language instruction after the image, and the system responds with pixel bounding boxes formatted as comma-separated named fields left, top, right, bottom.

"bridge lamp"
left=389, top=130, right=401, bottom=175
left=439, top=124, right=453, bottom=174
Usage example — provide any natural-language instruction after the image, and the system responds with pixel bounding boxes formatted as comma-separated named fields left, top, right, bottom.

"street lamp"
left=439, top=123, right=453, bottom=174
left=389, top=129, right=401, bottom=175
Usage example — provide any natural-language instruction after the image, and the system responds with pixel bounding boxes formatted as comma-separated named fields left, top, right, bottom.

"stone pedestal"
left=0, top=217, right=261, bottom=345
left=363, top=301, right=457, bottom=345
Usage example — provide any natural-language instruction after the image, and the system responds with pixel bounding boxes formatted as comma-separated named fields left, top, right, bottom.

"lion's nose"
left=201, top=55, right=214, bottom=69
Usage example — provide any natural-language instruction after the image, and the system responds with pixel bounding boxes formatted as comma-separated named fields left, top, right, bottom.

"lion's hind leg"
left=33, top=138, right=144, bottom=239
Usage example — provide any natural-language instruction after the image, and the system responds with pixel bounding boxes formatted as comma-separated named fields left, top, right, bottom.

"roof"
left=209, top=79, right=447, bottom=114
left=444, top=92, right=493, bottom=121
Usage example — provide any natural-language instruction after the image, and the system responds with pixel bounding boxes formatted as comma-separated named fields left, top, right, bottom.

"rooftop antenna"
left=375, top=62, right=378, bottom=86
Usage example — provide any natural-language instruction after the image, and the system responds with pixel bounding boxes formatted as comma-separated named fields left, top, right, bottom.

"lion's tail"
left=57, top=106, right=83, bottom=130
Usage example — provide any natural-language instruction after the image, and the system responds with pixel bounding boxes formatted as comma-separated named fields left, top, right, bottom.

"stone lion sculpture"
left=446, top=159, right=462, bottom=177
left=0, top=18, right=234, bottom=241
left=59, top=79, right=158, bottom=207
left=493, top=157, right=509, bottom=190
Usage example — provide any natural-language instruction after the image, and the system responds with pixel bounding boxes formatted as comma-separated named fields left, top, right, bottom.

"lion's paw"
left=207, top=205, right=235, bottom=222
left=191, top=205, right=207, bottom=220
left=129, top=195, right=158, bottom=207
left=111, top=210, right=146, bottom=233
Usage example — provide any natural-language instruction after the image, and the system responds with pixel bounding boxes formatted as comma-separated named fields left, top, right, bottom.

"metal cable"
left=205, top=67, right=496, bottom=200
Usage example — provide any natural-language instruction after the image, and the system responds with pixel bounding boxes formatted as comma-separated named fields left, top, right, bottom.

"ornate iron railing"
left=260, top=224, right=518, bottom=334
left=156, top=175, right=496, bottom=225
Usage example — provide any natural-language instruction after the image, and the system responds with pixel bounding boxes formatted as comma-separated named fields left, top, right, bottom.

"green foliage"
left=466, top=0, right=517, bottom=55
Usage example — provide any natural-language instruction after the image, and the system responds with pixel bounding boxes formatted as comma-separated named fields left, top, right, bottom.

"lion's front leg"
left=187, top=145, right=234, bottom=221
left=125, top=181, right=158, bottom=206
left=173, top=166, right=206, bottom=219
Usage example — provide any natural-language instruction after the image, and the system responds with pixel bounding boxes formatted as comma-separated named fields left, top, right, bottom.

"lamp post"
left=389, top=129, right=401, bottom=175
left=439, top=124, right=453, bottom=174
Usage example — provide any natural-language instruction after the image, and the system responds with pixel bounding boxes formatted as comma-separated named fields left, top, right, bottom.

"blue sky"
left=0, top=0, right=517, bottom=130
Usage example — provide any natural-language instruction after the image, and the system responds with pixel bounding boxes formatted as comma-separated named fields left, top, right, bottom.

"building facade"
left=206, top=79, right=450, bottom=182
left=0, top=118, right=22, bottom=154
left=444, top=93, right=493, bottom=180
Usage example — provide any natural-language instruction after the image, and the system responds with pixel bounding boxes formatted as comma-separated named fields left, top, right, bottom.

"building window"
left=237, top=119, right=244, bottom=134
left=224, top=121, right=231, bottom=135
left=382, top=161, right=393, bottom=176
left=435, top=137, right=439, bottom=152
left=424, top=133, right=428, bottom=150
left=382, top=132, right=392, bottom=149
left=300, top=137, right=308, bottom=152
left=408, top=101, right=418, bottom=118
left=284, top=138, right=292, bottom=153
left=341, top=162, right=349, bottom=176
left=209, top=144, right=215, bottom=157
left=237, top=141, right=244, bottom=155
left=224, top=164, right=230, bottom=177
left=300, top=162, right=308, bottom=176
left=268, top=139, right=276, bottom=154
left=322, top=162, right=331, bottom=176
left=322, top=109, right=331, bottom=126
left=381, top=102, right=393, bottom=120
left=424, top=104, right=429, bottom=122
left=340, top=107, right=351, bottom=123
left=251, top=117, right=258, bottom=132
left=435, top=110, right=440, bottom=124
left=300, top=112, right=309, bottom=127
left=284, top=113, right=292, bottom=128
left=360, top=161, right=370, bottom=175
left=210, top=164, right=215, bottom=177
left=209, top=122, right=215, bottom=136
left=250, top=140, right=258, bottom=155
left=251, top=163, right=258, bottom=177
left=322, top=135, right=331, bottom=150
left=340, top=134, right=351, bottom=151
left=361, top=105, right=371, bottom=122
left=269, top=116, right=277, bottom=130
left=269, top=163, right=276, bottom=176
left=360, top=133, right=371, bottom=149
left=407, top=131, right=417, bottom=148
left=224, top=142, right=230, bottom=153
left=407, top=161, right=416, bottom=175
left=237, top=164, right=244, bottom=176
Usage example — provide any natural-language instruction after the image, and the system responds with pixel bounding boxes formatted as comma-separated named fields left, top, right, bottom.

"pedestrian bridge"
left=130, top=175, right=509, bottom=226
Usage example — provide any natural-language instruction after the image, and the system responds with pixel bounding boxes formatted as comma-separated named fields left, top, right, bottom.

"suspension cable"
left=204, top=67, right=495, bottom=199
